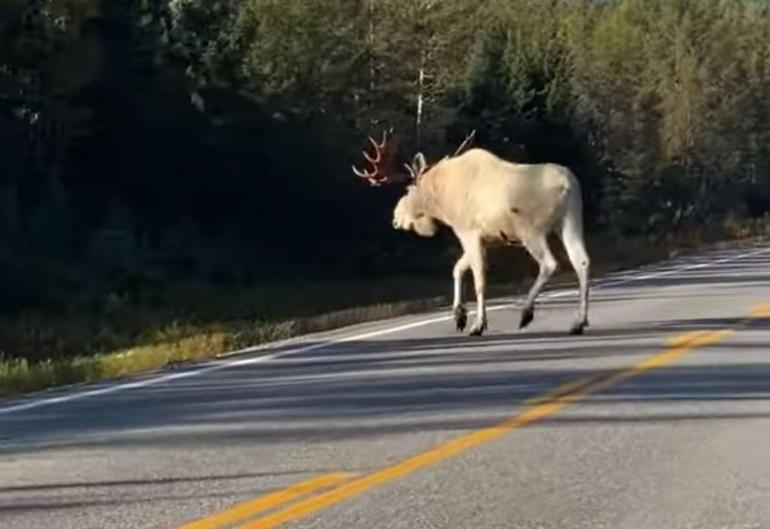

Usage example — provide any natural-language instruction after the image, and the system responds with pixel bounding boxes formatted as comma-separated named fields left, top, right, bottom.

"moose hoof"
left=470, top=321, right=487, bottom=336
left=569, top=320, right=588, bottom=336
left=469, top=321, right=487, bottom=337
left=453, top=306, right=468, bottom=332
left=519, top=306, right=535, bottom=329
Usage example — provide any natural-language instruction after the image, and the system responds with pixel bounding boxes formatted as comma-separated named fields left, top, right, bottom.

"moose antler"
left=352, top=127, right=396, bottom=186
left=453, top=129, right=476, bottom=157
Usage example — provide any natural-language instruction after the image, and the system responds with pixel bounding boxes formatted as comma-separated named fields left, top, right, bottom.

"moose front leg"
left=458, top=232, right=487, bottom=336
left=452, top=254, right=470, bottom=331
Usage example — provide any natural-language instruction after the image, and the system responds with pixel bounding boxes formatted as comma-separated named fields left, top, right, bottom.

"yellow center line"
left=185, top=302, right=768, bottom=529
left=751, top=303, right=770, bottom=319
left=177, top=472, right=351, bottom=529
left=521, top=374, right=604, bottom=406
left=575, top=329, right=735, bottom=397
left=665, top=330, right=712, bottom=348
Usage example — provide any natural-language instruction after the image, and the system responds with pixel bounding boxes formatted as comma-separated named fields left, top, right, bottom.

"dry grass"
left=0, top=332, right=228, bottom=395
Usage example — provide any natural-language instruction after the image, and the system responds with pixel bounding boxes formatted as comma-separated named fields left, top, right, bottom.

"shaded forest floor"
left=1, top=225, right=768, bottom=398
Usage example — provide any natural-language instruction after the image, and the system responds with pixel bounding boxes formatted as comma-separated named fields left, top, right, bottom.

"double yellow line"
left=177, top=302, right=770, bottom=529
left=178, top=473, right=353, bottom=529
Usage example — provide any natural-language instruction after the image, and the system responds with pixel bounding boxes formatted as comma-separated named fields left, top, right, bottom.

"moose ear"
left=412, top=152, right=427, bottom=177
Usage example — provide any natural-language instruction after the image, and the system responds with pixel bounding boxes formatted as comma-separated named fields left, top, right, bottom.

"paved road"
left=2, top=244, right=770, bottom=529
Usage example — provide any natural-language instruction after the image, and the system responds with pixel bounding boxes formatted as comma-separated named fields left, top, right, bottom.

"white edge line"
left=1, top=246, right=768, bottom=416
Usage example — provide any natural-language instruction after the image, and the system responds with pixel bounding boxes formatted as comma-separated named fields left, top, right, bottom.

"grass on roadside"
left=0, top=295, right=446, bottom=397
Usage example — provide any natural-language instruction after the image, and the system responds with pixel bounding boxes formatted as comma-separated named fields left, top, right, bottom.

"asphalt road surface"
left=2, top=244, right=770, bottom=529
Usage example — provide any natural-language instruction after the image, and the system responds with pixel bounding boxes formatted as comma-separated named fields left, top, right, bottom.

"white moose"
left=352, top=129, right=591, bottom=336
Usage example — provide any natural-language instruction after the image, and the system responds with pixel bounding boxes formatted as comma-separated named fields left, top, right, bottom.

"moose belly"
left=479, top=213, right=524, bottom=246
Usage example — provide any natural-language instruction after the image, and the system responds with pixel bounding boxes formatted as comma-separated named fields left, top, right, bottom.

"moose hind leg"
left=452, top=254, right=470, bottom=331
left=520, top=236, right=558, bottom=329
left=560, top=215, right=591, bottom=335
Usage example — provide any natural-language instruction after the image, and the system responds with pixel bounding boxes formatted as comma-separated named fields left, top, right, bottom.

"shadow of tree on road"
left=2, top=318, right=767, bottom=451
